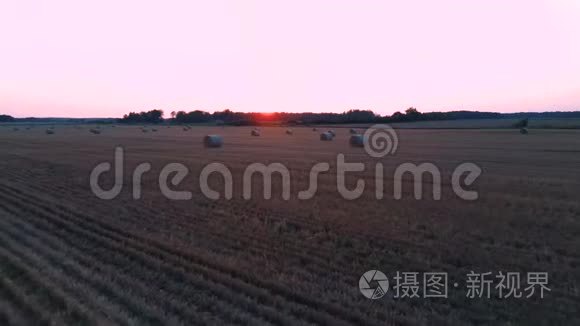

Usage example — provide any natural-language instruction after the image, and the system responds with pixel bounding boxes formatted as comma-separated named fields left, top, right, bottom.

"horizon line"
left=3, top=108, right=580, bottom=120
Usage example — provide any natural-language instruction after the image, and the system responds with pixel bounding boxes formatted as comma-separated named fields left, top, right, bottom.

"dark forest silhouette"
left=2, top=109, right=579, bottom=125
left=117, top=108, right=580, bottom=125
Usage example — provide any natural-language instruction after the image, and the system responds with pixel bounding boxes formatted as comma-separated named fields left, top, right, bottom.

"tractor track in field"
left=0, top=212, right=272, bottom=326
left=0, top=181, right=382, bottom=326
left=5, top=164, right=578, bottom=322
left=1, top=168, right=350, bottom=279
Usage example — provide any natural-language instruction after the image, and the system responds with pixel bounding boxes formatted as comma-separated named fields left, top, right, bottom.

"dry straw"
left=204, top=135, right=223, bottom=147
left=349, top=134, right=364, bottom=147
left=320, top=132, right=334, bottom=141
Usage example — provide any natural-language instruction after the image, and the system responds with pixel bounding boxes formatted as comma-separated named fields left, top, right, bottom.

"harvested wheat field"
left=0, top=125, right=579, bottom=325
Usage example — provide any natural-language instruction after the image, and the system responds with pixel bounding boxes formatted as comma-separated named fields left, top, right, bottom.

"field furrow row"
left=0, top=184, right=364, bottom=325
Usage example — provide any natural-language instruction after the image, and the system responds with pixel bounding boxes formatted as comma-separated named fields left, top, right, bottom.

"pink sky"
left=1, top=0, right=579, bottom=118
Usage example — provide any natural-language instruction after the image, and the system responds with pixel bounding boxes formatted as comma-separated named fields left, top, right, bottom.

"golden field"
left=0, top=124, right=579, bottom=325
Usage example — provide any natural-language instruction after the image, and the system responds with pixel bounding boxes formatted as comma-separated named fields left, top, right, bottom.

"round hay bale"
left=520, top=128, right=528, bottom=134
left=151, top=128, right=157, bottom=132
left=45, top=129, right=55, bottom=135
left=89, top=128, right=101, bottom=134
left=312, top=127, right=317, bottom=131
left=183, top=127, right=189, bottom=131
left=286, top=129, right=293, bottom=135
left=328, top=130, right=336, bottom=137
left=13, top=128, right=19, bottom=131
left=141, top=129, right=148, bottom=133
left=350, top=128, right=358, bottom=134
left=251, top=129, right=261, bottom=136
left=204, top=135, right=223, bottom=148
left=350, top=134, right=364, bottom=147
left=320, top=132, right=334, bottom=141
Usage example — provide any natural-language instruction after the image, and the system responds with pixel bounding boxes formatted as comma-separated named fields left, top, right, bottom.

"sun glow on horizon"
left=254, top=112, right=277, bottom=122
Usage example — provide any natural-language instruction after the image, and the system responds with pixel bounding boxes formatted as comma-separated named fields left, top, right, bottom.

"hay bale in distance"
left=204, top=135, right=223, bottom=148
left=350, top=128, right=358, bottom=134
left=328, top=130, right=336, bottom=137
left=520, top=128, right=528, bottom=134
left=320, top=132, right=334, bottom=141
left=350, top=134, right=364, bottom=147
left=251, top=129, right=261, bottom=136
left=286, top=129, right=293, bottom=135
left=89, top=128, right=101, bottom=134
left=45, top=129, right=55, bottom=135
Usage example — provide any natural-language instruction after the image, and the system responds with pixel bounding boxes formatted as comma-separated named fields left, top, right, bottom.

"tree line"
left=0, top=114, right=15, bottom=122
left=118, top=108, right=580, bottom=125
left=3, top=109, right=579, bottom=125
